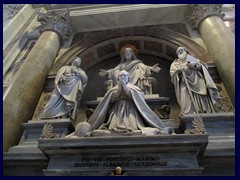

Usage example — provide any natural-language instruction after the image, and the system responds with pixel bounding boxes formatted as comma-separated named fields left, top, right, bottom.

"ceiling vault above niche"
left=50, top=27, right=211, bottom=75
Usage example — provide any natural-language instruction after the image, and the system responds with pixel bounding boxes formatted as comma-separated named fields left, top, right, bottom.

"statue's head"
left=176, top=47, right=187, bottom=60
left=118, top=70, right=130, bottom=84
left=74, top=121, right=92, bottom=136
left=120, top=44, right=138, bottom=62
left=72, top=57, right=81, bottom=67
left=124, top=48, right=133, bottom=60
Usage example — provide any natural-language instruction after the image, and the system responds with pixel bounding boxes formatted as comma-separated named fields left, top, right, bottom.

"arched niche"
left=50, top=28, right=211, bottom=74
left=46, top=28, right=211, bottom=104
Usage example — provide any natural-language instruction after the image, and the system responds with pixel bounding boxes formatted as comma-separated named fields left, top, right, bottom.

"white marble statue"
left=88, top=70, right=174, bottom=136
left=99, top=45, right=161, bottom=95
left=170, top=47, right=221, bottom=114
left=41, top=57, right=88, bottom=121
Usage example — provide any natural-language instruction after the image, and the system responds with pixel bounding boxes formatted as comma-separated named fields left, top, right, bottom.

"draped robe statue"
left=41, top=57, right=88, bottom=121
left=88, top=70, right=173, bottom=136
left=99, top=46, right=160, bottom=95
left=170, top=47, right=221, bottom=114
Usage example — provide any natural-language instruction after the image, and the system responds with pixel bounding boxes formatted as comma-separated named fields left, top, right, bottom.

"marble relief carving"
left=216, top=84, right=235, bottom=112
left=40, top=123, right=60, bottom=139
left=37, top=9, right=73, bottom=42
left=4, top=40, right=36, bottom=85
left=3, top=4, right=24, bottom=21
left=184, top=115, right=206, bottom=134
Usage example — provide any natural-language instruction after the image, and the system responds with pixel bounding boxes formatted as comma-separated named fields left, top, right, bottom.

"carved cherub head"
left=74, top=121, right=92, bottom=136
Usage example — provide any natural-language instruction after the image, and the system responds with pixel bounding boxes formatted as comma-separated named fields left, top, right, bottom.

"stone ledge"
left=43, top=167, right=204, bottom=176
left=179, top=112, right=235, bottom=157
left=38, top=134, right=208, bottom=176
left=38, top=134, right=208, bottom=156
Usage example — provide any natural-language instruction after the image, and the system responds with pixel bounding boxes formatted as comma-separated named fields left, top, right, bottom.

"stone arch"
left=50, top=28, right=211, bottom=75
left=48, top=28, right=212, bottom=105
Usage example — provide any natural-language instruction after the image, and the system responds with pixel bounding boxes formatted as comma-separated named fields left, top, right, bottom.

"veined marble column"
left=3, top=10, right=73, bottom=152
left=186, top=4, right=235, bottom=106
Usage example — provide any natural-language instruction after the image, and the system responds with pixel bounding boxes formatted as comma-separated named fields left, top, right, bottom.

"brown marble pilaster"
left=186, top=4, right=235, bottom=105
left=3, top=10, right=73, bottom=152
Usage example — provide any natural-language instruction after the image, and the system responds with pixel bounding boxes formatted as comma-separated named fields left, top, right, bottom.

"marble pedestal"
left=3, top=119, right=74, bottom=176
left=38, top=135, right=208, bottom=176
left=179, top=112, right=235, bottom=175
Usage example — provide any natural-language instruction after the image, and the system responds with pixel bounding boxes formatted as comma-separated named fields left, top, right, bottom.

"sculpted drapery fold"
left=41, top=58, right=88, bottom=120
left=170, top=47, right=221, bottom=114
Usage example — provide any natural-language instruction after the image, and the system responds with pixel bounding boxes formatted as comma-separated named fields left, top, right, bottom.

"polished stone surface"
left=199, top=16, right=235, bottom=105
left=70, top=5, right=187, bottom=33
left=3, top=31, right=60, bottom=152
left=179, top=112, right=235, bottom=157
left=3, top=119, right=73, bottom=176
left=39, top=134, right=208, bottom=176
left=3, top=5, right=34, bottom=50
left=180, top=112, right=235, bottom=176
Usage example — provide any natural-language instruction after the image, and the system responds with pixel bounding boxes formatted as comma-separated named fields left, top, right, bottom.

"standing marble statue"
left=99, top=45, right=161, bottom=95
left=41, top=57, right=88, bottom=121
left=170, top=47, right=221, bottom=114
left=88, top=70, right=173, bottom=136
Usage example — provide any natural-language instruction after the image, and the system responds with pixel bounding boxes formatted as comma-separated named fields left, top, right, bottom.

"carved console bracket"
left=37, top=9, right=73, bottom=42
left=184, top=115, right=206, bottom=134
left=41, top=122, right=60, bottom=139
left=185, top=4, right=224, bottom=29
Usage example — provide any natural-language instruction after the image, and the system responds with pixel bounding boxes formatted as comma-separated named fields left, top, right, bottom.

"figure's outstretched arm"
left=99, top=69, right=110, bottom=77
left=150, top=63, right=161, bottom=73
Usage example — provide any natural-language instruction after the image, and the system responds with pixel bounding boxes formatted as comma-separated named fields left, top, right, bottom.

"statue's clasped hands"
left=71, top=68, right=79, bottom=75
left=118, top=80, right=127, bottom=92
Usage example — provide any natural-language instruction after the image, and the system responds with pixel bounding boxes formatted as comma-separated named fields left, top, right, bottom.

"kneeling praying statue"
left=87, top=70, right=174, bottom=136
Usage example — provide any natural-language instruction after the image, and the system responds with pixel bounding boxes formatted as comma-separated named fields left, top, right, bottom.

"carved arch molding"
left=51, top=26, right=211, bottom=75
left=46, top=26, right=213, bottom=102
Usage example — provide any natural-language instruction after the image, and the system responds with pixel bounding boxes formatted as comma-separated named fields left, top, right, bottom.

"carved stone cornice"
left=37, top=10, right=73, bottom=42
left=3, top=4, right=24, bottom=21
left=185, top=4, right=223, bottom=29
